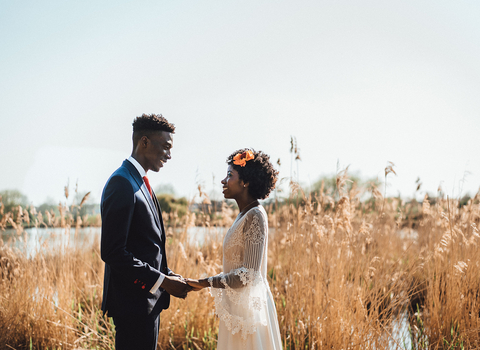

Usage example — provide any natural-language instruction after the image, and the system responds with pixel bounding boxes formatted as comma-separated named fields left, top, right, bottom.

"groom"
left=100, top=114, right=191, bottom=350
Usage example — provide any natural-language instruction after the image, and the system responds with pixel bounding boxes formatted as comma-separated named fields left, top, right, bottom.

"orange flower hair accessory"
left=233, top=150, right=255, bottom=167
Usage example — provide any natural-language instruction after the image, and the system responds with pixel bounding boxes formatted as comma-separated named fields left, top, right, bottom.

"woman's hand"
left=185, top=278, right=209, bottom=291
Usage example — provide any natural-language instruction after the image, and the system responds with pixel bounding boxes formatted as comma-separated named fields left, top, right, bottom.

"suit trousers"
left=113, top=313, right=160, bottom=350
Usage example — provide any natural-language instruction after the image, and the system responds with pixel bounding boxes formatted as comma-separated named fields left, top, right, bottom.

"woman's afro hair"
left=226, top=149, right=279, bottom=200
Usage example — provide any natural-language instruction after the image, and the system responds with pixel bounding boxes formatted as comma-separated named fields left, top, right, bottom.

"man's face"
left=144, top=131, right=173, bottom=172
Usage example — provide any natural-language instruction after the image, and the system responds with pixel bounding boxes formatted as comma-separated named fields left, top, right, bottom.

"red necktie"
left=143, top=176, right=153, bottom=198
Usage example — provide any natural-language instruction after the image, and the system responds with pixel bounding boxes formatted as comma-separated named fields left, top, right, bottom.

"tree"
left=310, top=173, right=363, bottom=198
left=0, top=189, right=28, bottom=213
left=156, top=194, right=188, bottom=217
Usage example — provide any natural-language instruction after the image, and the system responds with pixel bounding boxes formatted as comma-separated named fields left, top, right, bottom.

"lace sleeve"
left=208, top=209, right=266, bottom=289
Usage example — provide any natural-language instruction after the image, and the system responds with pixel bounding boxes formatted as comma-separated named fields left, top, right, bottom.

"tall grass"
left=1, top=178, right=479, bottom=349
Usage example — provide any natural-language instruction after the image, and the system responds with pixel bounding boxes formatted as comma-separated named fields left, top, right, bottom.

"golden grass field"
left=1, top=175, right=479, bottom=349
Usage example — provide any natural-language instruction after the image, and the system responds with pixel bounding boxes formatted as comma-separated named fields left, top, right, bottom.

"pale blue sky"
left=1, top=0, right=479, bottom=205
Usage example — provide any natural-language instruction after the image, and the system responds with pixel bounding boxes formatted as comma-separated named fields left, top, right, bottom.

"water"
left=1, top=226, right=101, bottom=258
left=1, top=225, right=226, bottom=258
left=183, top=226, right=226, bottom=245
left=390, top=313, right=412, bottom=349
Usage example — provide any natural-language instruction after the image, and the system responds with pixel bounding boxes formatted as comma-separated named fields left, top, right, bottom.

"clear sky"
left=1, top=0, right=479, bottom=205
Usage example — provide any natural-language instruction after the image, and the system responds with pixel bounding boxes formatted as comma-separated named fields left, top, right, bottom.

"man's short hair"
left=132, top=114, right=175, bottom=134
left=132, top=114, right=175, bottom=145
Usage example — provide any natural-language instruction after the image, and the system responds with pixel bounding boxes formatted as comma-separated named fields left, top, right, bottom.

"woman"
left=186, top=149, right=283, bottom=349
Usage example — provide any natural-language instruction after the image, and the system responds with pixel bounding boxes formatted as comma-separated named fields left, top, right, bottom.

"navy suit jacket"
left=100, top=160, right=170, bottom=317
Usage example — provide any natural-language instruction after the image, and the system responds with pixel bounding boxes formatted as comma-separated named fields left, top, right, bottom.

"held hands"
left=161, top=272, right=209, bottom=298
left=161, top=275, right=192, bottom=299
left=184, top=278, right=210, bottom=291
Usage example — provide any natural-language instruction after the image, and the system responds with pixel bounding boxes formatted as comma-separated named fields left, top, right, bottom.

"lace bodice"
left=208, top=205, right=271, bottom=338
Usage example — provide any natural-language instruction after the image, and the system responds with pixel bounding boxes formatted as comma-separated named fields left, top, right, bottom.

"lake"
left=1, top=226, right=227, bottom=258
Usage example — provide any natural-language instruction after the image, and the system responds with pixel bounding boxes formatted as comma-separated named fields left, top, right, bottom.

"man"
left=101, top=114, right=191, bottom=350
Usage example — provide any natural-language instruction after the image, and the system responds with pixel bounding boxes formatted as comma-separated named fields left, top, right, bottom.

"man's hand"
left=168, top=271, right=183, bottom=279
left=161, top=275, right=192, bottom=299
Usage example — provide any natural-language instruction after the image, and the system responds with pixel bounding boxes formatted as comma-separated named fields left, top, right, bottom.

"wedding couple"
left=100, top=114, right=282, bottom=350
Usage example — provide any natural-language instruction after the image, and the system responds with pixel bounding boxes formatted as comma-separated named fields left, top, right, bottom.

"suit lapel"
left=152, top=192, right=168, bottom=271
left=141, top=184, right=162, bottom=230
left=153, top=192, right=166, bottom=242
left=123, top=161, right=163, bottom=233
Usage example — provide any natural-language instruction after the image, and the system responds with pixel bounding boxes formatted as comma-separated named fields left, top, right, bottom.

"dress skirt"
left=217, top=288, right=282, bottom=350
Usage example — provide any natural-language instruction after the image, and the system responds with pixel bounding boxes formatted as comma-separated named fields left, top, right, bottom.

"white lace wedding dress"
left=208, top=205, right=283, bottom=350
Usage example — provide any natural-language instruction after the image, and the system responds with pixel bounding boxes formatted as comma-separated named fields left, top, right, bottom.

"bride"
left=186, top=149, right=283, bottom=349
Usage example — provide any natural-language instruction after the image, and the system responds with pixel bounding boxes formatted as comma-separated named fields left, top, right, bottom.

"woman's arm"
left=187, top=209, right=267, bottom=290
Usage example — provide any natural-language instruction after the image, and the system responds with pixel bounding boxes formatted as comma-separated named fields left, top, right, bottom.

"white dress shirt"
left=127, top=156, right=166, bottom=293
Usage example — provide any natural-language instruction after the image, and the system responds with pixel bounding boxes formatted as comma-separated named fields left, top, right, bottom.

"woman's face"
left=221, top=165, right=245, bottom=200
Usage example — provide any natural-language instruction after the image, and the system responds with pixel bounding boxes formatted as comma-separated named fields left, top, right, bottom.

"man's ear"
left=141, top=136, right=149, bottom=148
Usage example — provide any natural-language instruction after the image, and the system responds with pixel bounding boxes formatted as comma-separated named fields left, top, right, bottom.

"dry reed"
left=1, top=177, right=479, bottom=349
